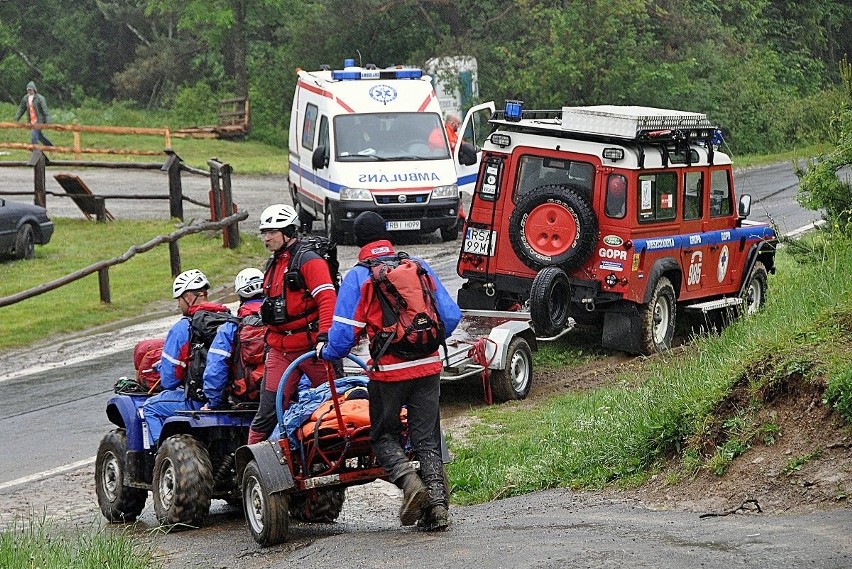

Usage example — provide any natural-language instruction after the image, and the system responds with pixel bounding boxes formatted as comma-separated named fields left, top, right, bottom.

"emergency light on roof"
left=331, top=59, right=424, bottom=81
left=504, top=100, right=523, bottom=122
left=561, top=105, right=716, bottom=140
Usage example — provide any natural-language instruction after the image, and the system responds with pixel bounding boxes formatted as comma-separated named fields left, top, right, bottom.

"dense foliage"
left=1, top=0, right=851, bottom=153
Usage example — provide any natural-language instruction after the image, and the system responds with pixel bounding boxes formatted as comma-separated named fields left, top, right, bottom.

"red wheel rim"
left=524, top=202, right=577, bottom=257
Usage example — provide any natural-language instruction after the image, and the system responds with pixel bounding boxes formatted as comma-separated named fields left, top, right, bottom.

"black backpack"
left=285, top=236, right=341, bottom=292
left=184, top=310, right=235, bottom=402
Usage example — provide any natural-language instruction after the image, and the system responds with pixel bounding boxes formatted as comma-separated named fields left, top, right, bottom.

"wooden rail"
left=0, top=211, right=248, bottom=308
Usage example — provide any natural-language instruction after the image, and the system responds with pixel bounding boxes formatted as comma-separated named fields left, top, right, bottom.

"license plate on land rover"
left=386, top=220, right=420, bottom=231
left=464, top=227, right=497, bottom=256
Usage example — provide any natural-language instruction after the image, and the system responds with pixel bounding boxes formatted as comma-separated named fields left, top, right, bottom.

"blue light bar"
left=343, top=58, right=355, bottom=68
left=332, top=70, right=361, bottom=80
left=505, top=100, right=523, bottom=122
left=395, top=69, right=423, bottom=79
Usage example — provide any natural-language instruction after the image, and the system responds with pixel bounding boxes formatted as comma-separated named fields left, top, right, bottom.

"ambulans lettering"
left=598, top=248, right=627, bottom=261
left=358, top=172, right=441, bottom=184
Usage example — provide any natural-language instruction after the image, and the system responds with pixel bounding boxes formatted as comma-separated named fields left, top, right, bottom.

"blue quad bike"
left=95, top=389, right=257, bottom=529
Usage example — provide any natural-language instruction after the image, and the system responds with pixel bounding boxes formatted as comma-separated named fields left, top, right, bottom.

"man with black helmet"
left=247, top=204, right=337, bottom=444
left=318, top=211, right=462, bottom=532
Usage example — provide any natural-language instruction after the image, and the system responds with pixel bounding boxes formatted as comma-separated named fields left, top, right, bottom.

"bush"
left=825, top=368, right=852, bottom=422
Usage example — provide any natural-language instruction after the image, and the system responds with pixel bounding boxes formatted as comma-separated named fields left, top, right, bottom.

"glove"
left=314, top=333, right=328, bottom=360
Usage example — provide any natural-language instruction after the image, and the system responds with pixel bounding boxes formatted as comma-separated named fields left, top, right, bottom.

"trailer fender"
left=235, top=441, right=295, bottom=495
left=486, top=320, right=536, bottom=370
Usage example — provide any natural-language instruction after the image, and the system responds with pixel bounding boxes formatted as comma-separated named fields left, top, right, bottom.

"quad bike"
left=236, top=351, right=423, bottom=547
left=95, top=383, right=257, bottom=529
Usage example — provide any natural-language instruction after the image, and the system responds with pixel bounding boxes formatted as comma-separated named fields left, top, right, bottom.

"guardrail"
left=0, top=211, right=248, bottom=308
left=0, top=121, right=173, bottom=159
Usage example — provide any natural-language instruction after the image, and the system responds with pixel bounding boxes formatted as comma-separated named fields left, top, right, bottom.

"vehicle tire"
left=14, top=224, right=35, bottom=260
left=95, top=429, right=147, bottom=523
left=289, top=488, right=346, bottom=522
left=741, top=261, right=768, bottom=316
left=529, top=266, right=572, bottom=337
left=242, top=460, right=289, bottom=546
left=489, top=337, right=533, bottom=402
left=508, top=184, right=597, bottom=272
left=152, top=434, right=213, bottom=529
left=639, top=277, right=676, bottom=355
left=324, top=205, right=344, bottom=244
left=439, top=221, right=459, bottom=242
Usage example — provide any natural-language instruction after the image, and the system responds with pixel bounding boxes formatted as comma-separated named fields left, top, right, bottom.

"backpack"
left=229, top=313, right=266, bottom=403
left=285, top=236, right=341, bottom=292
left=185, top=310, right=236, bottom=402
left=133, top=338, right=165, bottom=393
left=359, top=252, right=447, bottom=368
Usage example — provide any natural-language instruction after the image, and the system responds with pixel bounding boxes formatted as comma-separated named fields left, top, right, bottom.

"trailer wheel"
left=242, top=460, right=290, bottom=546
left=741, top=261, right=768, bottom=316
left=508, top=185, right=597, bottom=272
left=639, top=277, right=676, bottom=355
left=289, top=488, right=346, bottom=522
left=152, top=434, right=213, bottom=529
left=530, top=266, right=572, bottom=337
left=95, top=429, right=147, bottom=523
left=490, top=337, right=533, bottom=402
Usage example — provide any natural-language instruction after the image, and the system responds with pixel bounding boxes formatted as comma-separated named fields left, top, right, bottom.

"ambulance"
left=288, top=59, right=488, bottom=243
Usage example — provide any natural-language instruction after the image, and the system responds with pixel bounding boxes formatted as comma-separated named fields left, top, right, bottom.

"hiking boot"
left=416, top=504, right=449, bottom=532
left=398, top=473, right=428, bottom=526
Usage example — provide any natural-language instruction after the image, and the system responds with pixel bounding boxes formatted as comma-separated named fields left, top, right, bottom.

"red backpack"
left=359, top=252, right=447, bottom=368
left=133, top=338, right=165, bottom=393
left=230, top=313, right=266, bottom=402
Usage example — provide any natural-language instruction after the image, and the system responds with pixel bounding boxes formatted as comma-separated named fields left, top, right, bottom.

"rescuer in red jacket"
left=247, top=204, right=337, bottom=444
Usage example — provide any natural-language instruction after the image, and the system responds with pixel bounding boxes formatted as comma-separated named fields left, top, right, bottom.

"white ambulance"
left=287, top=59, right=488, bottom=243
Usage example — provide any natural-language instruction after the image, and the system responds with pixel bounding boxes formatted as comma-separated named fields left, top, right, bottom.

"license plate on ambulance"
left=386, top=220, right=421, bottom=231
left=464, top=227, right=497, bottom=256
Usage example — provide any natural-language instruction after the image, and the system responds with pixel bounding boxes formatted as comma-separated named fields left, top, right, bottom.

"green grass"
left=0, top=101, right=286, bottom=175
left=0, top=515, right=159, bottom=569
left=0, top=218, right=268, bottom=350
left=448, top=236, right=852, bottom=505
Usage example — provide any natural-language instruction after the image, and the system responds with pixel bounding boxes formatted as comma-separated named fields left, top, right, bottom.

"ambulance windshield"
left=334, top=112, right=450, bottom=161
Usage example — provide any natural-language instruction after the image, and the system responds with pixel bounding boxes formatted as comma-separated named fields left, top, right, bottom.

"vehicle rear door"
left=455, top=102, right=495, bottom=197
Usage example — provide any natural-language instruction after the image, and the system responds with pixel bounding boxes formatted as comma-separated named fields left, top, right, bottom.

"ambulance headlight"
left=431, top=184, right=459, bottom=199
left=339, top=187, right=373, bottom=201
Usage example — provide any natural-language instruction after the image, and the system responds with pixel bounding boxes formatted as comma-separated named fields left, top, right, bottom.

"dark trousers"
left=368, top=373, right=448, bottom=508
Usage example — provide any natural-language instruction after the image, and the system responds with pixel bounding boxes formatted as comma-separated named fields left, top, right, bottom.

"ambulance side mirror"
left=458, top=142, right=477, bottom=166
left=312, top=146, right=329, bottom=170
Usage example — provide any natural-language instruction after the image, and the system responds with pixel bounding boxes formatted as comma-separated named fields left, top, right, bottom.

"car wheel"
left=741, top=261, right=768, bottom=316
left=529, top=266, right=572, bottom=337
left=639, top=277, right=676, bottom=355
left=508, top=184, right=598, bottom=272
left=439, top=222, right=459, bottom=242
left=289, top=488, right=346, bottom=522
left=489, top=337, right=533, bottom=402
left=95, top=429, right=147, bottom=523
left=14, top=224, right=35, bottom=260
left=324, top=205, right=344, bottom=244
left=152, top=434, right=213, bottom=529
left=242, top=460, right=290, bottom=546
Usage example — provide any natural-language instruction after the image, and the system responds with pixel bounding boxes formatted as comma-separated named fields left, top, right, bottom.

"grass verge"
left=0, top=515, right=159, bottom=569
left=447, top=234, right=852, bottom=505
left=0, top=218, right=268, bottom=351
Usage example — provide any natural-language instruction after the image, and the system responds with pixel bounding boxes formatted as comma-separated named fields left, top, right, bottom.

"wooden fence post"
left=169, top=241, right=181, bottom=277
left=28, top=150, right=47, bottom=208
left=98, top=267, right=111, bottom=303
left=163, top=150, right=184, bottom=220
left=221, top=163, right=239, bottom=249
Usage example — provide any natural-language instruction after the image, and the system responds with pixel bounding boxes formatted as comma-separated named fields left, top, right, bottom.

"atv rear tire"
left=152, top=434, right=213, bottom=529
left=95, top=429, right=147, bottom=522
left=242, top=460, right=290, bottom=546
left=508, top=184, right=597, bottom=272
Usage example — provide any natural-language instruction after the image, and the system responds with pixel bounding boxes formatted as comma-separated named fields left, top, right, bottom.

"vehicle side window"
left=318, top=115, right=329, bottom=149
left=683, top=171, right=703, bottom=221
left=605, top=174, right=627, bottom=219
left=302, top=103, right=318, bottom=150
left=710, top=169, right=732, bottom=217
left=638, top=172, right=677, bottom=223
left=516, top=155, right=594, bottom=200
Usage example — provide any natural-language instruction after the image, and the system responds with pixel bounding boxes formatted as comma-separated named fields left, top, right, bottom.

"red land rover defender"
left=456, top=103, right=777, bottom=355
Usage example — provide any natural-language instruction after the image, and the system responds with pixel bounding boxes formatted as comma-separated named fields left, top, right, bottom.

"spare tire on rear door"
left=508, top=184, right=598, bottom=273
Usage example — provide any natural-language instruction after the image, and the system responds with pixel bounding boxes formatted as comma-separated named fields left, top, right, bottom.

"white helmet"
left=172, top=269, right=210, bottom=298
left=258, top=204, right=299, bottom=231
left=234, top=268, right=264, bottom=299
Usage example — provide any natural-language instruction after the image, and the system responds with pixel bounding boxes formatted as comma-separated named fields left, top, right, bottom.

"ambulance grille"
left=374, top=193, right=430, bottom=205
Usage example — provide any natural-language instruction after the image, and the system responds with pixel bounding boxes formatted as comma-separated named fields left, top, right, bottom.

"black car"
left=0, top=198, right=54, bottom=260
